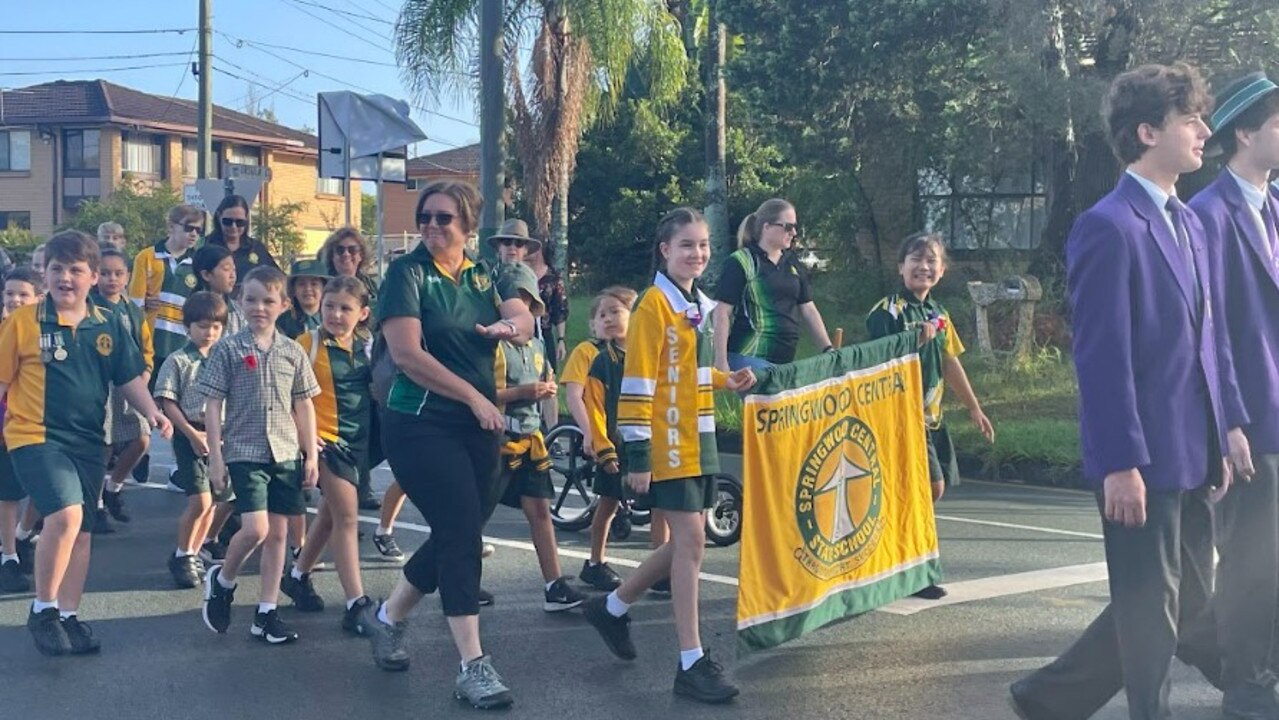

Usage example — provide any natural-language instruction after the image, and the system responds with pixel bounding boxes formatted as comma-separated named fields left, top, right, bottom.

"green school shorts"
left=646, top=475, right=715, bottom=513
left=229, top=460, right=304, bottom=516
left=0, top=444, right=24, bottom=502
left=10, top=443, right=107, bottom=531
left=173, top=431, right=234, bottom=502
left=499, top=462, right=555, bottom=509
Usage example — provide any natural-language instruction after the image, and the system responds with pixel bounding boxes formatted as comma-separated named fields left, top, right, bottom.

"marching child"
left=1, top=231, right=171, bottom=655
left=491, top=263, right=587, bottom=612
left=200, top=265, right=321, bottom=645
left=0, top=267, right=42, bottom=593
left=153, top=291, right=226, bottom=589
left=866, top=231, right=994, bottom=599
left=94, top=247, right=155, bottom=529
left=277, top=259, right=329, bottom=339
left=281, top=276, right=377, bottom=633
left=581, top=208, right=755, bottom=703
left=193, top=244, right=245, bottom=337
left=578, top=286, right=637, bottom=592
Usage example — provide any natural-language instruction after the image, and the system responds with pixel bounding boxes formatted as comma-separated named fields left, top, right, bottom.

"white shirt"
left=1126, top=168, right=1181, bottom=245
left=1228, top=168, right=1274, bottom=260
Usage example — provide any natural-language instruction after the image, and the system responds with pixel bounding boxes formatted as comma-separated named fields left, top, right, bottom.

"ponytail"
left=736, top=213, right=758, bottom=249
left=738, top=198, right=796, bottom=249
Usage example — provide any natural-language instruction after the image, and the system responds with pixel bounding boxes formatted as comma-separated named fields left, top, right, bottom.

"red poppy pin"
left=244, top=354, right=258, bottom=370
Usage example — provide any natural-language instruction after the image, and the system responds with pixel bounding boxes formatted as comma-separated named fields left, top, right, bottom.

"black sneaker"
left=361, top=601, right=410, bottom=671
left=579, top=560, right=623, bottom=591
left=581, top=596, right=636, bottom=660
left=912, top=584, right=948, bottom=600
left=61, top=616, right=101, bottom=655
left=674, top=653, right=739, bottom=703
left=281, top=571, right=325, bottom=612
left=198, top=540, right=227, bottom=564
left=251, top=609, right=298, bottom=644
left=16, top=537, right=35, bottom=574
left=0, top=558, right=30, bottom=593
left=168, top=554, right=200, bottom=589
left=342, top=595, right=373, bottom=635
left=131, top=453, right=150, bottom=484
left=27, top=606, right=71, bottom=656
left=650, top=578, right=672, bottom=596
left=478, top=588, right=495, bottom=607
left=202, top=565, right=235, bottom=633
left=102, top=489, right=130, bottom=522
left=217, top=515, right=240, bottom=547
left=359, top=493, right=382, bottom=511
left=91, top=508, right=115, bottom=535
left=544, top=577, right=586, bottom=612
left=372, top=533, right=405, bottom=562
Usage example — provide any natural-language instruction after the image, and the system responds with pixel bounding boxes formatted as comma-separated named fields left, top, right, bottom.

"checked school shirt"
left=129, top=239, right=197, bottom=359
left=297, top=329, right=372, bottom=449
left=0, top=296, right=145, bottom=450
left=198, top=328, right=320, bottom=464
left=866, top=290, right=964, bottom=429
left=153, top=343, right=211, bottom=426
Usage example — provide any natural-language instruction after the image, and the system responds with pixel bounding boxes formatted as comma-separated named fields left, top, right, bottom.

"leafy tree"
left=63, top=176, right=183, bottom=254
left=254, top=199, right=307, bottom=262
left=361, top=193, right=378, bottom=237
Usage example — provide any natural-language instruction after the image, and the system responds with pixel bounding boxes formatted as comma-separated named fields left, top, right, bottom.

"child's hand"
left=209, top=456, right=227, bottom=494
left=303, top=457, right=319, bottom=489
left=970, top=407, right=995, bottom=443
left=190, top=430, right=210, bottom=457
left=931, top=480, right=945, bottom=502
left=582, top=435, right=595, bottom=459
left=603, top=459, right=620, bottom=475
left=534, top=380, right=557, bottom=399
left=917, top=321, right=938, bottom=347
left=626, top=471, right=652, bottom=495
left=149, top=411, right=173, bottom=440
left=726, top=368, right=756, bottom=393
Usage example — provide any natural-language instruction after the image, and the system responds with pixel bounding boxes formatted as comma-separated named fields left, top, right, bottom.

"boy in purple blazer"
left=1010, top=63, right=1230, bottom=720
left=1189, top=71, right=1279, bottom=720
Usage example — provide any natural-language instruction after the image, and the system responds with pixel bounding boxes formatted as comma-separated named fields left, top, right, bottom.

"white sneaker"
left=481, top=543, right=496, bottom=558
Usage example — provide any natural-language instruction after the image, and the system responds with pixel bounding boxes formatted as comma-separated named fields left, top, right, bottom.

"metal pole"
left=477, top=0, right=505, bottom=262
left=375, top=152, right=385, bottom=279
left=343, top=137, right=352, bottom=226
left=197, top=0, right=214, bottom=179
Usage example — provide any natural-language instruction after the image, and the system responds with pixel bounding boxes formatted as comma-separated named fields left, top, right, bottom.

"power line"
left=214, top=65, right=313, bottom=107
left=232, top=70, right=309, bottom=109
left=290, top=0, right=394, bottom=26
left=213, top=56, right=313, bottom=105
left=220, top=34, right=396, bottom=68
left=0, top=52, right=194, bottom=62
left=153, top=37, right=200, bottom=126
left=0, top=62, right=189, bottom=77
left=367, top=0, right=401, bottom=16
left=0, top=28, right=195, bottom=35
left=272, top=0, right=389, bottom=54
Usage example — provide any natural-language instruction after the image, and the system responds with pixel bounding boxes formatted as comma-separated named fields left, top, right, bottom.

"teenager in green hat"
left=277, top=259, right=331, bottom=340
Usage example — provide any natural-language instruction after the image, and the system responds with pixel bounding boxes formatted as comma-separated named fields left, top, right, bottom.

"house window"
left=63, top=129, right=101, bottom=171
left=181, top=139, right=198, bottom=177
left=406, top=178, right=420, bottom=191
left=917, top=165, right=1046, bottom=250
left=317, top=177, right=343, bottom=195
left=122, top=132, right=164, bottom=177
left=0, top=131, right=31, bottom=172
left=0, top=211, right=31, bottom=230
left=228, top=145, right=261, bottom=166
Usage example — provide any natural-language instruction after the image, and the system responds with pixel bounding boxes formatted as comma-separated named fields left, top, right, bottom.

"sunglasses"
left=177, top=223, right=203, bottom=234
left=416, top=211, right=455, bottom=227
left=498, top=238, right=527, bottom=248
left=220, top=217, right=248, bottom=228
left=332, top=245, right=362, bottom=256
left=767, top=221, right=799, bottom=234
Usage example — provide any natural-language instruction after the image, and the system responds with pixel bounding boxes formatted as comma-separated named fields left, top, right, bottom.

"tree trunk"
left=703, top=0, right=731, bottom=281
left=547, top=2, right=571, bottom=275
left=550, top=174, right=569, bottom=275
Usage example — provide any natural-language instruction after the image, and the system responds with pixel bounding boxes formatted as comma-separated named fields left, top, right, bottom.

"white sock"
left=216, top=570, right=237, bottom=589
left=59, top=610, right=77, bottom=621
left=257, top=602, right=277, bottom=614
left=291, top=566, right=305, bottom=581
left=345, top=597, right=361, bottom=611
left=545, top=580, right=556, bottom=592
left=1, top=553, right=17, bottom=564
left=376, top=526, right=391, bottom=537
left=175, top=548, right=188, bottom=558
left=679, top=647, right=704, bottom=671
left=605, top=591, right=630, bottom=617
left=32, top=599, right=57, bottom=613
left=16, top=526, right=32, bottom=541
left=108, top=481, right=125, bottom=493
left=377, top=602, right=393, bottom=626
left=97, top=499, right=105, bottom=510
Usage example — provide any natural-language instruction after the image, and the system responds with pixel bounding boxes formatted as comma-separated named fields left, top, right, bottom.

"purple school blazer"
left=1190, top=171, right=1279, bottom=454
left=1068, top=173, right=1227, bottom=491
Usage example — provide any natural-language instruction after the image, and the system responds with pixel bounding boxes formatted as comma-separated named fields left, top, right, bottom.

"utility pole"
left=197, top=0, right=214, bottom=179
left=477, top=0, right=504, bottom=262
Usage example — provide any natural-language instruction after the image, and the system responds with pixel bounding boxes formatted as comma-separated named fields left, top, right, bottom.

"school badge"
left=534, top=352, right=545, bottom=375
left=794, top=416, right=884, bottom=581
left=472, top=272, right=492, bottom=292
left=95, top=333, right=113, bottom=356
left=184, top=273, right=197, bottom=288
left=249, top=252, right=260, bottom=264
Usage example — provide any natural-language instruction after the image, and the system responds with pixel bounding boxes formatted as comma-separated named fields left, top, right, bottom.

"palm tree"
left=396, top=0, right=689, bottom=271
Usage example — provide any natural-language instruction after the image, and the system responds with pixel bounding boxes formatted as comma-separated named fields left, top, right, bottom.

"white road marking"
left=934, top=514, right=1104, bottom=540
left=878, top=562, right=1109, bottom=615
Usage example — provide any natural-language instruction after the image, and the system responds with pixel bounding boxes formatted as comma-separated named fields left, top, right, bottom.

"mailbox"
left=966, top=275, right=1042, bottom=358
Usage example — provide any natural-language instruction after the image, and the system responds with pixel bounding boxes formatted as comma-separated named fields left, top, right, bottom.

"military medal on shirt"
left=40, top=332, right=67, bottom=363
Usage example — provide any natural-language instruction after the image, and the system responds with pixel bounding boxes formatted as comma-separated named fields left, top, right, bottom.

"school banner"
left=737, top=331, right=940, bottom=652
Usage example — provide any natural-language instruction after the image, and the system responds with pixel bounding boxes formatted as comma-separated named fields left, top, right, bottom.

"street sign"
left=227, top=163, right=271, bottom=181
left=183, top=184, right=206, bottom=210
left=192, top=178, right=264, bottom=210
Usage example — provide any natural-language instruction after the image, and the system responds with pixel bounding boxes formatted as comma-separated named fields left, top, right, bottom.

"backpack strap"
left=308, top=328, right=321, bottom=365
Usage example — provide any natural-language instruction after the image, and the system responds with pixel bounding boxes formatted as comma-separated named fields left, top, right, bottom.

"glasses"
left=416, top=211, right=455, bottom=227
left=177, top=223, right=203, bottom=234
left=767, top=221, right=799, bottom=234
left=333, top=245, right=362, bottom=256
left=220, top=217, right=247, bottom=228
left=498, top=238, right=527, bottom=248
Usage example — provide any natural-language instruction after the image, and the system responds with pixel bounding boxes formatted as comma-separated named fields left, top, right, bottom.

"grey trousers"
left=1013, top=486, right=1219, bottom=720
left=1216, top=453, right=1279, bottom=689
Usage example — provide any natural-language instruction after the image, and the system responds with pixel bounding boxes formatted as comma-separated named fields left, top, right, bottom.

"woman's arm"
left=798, top=301, right=834, bottom=351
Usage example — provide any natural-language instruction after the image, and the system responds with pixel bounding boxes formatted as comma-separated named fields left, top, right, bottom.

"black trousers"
left=1013, top=486, right=1219, bottom=720
left=1216, top=453, right=1279, bottom=689
left=381, top=410, right=501, bottom=617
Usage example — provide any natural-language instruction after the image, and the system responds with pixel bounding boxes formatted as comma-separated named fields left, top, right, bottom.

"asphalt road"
left=0, top=445, right=1223, bottom=719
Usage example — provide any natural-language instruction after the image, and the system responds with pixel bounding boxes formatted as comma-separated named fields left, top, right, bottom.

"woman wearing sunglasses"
left=711, top=198, right=834, bottom=373
left=205, top=194, right=280, bottom=287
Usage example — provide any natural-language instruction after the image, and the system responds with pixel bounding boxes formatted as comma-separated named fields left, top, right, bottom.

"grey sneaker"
left=455, top=655, right=514, bottom=709
left=361, top=601, right=410, bottom=671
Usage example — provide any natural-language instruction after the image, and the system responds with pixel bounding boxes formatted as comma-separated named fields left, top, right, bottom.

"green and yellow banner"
left=737, top=331, right=940, bottom=652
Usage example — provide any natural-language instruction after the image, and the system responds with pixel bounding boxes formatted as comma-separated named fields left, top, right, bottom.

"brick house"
left=0, top=79, right=358, bottom=254
left=380, top=143, right=479, bottom=241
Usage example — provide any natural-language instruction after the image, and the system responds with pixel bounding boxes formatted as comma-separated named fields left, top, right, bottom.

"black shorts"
left=10, top=443, right=107, bottom=531
left=593, top=466, right=624, bottom=501
left=926, top=424, right=960, bottom=487
left=499, top=462, right=554, bottom=508
left=0, top=444, right=24, bottom=502
left=320, top=440, right=366, bottom=488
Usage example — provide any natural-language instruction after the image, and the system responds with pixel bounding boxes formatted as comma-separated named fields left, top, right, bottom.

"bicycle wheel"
left=705, top=473, right=742, bottom=547
left=546, top=424, right=598, bottom=531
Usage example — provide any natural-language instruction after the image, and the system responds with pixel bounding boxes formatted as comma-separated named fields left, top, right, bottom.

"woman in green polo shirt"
left=358, top=180, right=533, bottom=711
left=712, top=198, right=835, bottom=372
left=205, top=194, right=280, bottom=287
